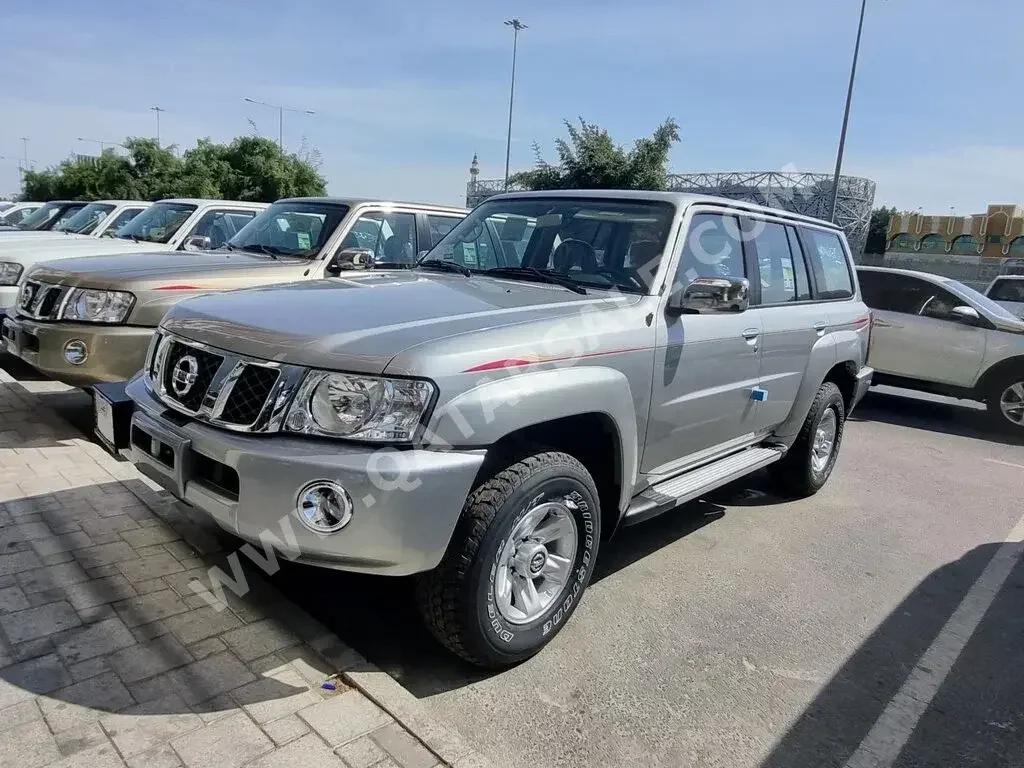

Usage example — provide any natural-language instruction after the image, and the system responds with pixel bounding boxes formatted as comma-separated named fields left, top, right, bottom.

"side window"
left=675, top=212, right=745, bottom=289
left=859, top=273, right=928, bottom=314
left=801, top=228, right=853, bottom=299
left=426, top=215, right=462, bottom=247
left=916, top=285, right=963, bottom=321
left=190, top=210, right=257, bottom=249
left=785, top=227, right=811, bottom=301
left=107, top=207, right=145, bottom=232
left=751, top=221, right=804, bottom=304
left=343, top=212, right=417, bottom=265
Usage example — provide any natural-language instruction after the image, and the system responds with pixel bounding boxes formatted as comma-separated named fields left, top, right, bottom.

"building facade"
left=886, top=204, right=1024, bottom=259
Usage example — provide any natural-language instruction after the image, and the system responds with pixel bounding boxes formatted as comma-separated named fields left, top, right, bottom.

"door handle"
left=873, top=319, right=893, bottom=328
left=813, top=320, right=827, bottom=336
left=741, top=328, right=760, bottom=340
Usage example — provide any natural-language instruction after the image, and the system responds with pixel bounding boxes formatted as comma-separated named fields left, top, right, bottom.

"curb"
left=0, top=366, right=493, bottom=768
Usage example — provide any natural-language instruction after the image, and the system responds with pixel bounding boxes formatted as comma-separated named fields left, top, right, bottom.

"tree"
left=511, top=117, right=680, bottom=191
left=865, top=205, right=898, bottom=254
left=22, top=136, right=326, bottom=202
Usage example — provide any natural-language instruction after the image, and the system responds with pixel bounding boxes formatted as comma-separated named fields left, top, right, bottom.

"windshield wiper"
left=417, top=259, right=471, bottom=277
left=484, top=266, right=587, bottom=294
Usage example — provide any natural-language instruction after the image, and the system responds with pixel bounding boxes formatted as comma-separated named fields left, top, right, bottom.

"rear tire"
left=416, top=450, right=601, bottom=668
left=984, top=370, right=1024, bottom=434
left=770, top=381, right=846, bottom=497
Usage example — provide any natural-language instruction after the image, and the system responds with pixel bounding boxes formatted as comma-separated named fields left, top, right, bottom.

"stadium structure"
left=465, top=159, right=876, bottom=253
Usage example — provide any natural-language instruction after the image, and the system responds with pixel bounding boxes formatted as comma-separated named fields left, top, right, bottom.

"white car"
left=0, top=198, right=266, bottom=321
left=0, top=202, right=43, bottom=227
left=0, top=200, right=150, bottom=243
left=984, top=274, right=1024, bottom=320
left=858, top=266, right=1024, bottom=432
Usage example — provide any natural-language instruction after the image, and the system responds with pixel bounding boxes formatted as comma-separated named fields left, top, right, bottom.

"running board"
left=622, top=446, right=784, bottom=526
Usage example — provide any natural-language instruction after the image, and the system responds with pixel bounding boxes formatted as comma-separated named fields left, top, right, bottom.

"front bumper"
left=0, top=315, right=154, bottom=387
left=125, top=377, right=486, bottom=576
left=849, top=365, right=874, bottom=413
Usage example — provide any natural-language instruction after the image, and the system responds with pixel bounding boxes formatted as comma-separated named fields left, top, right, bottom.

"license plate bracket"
left=93, top=381, right=135, bottom=453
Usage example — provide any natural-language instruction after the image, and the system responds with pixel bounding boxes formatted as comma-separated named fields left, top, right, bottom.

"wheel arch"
left=974, top=356, right=1024, bottom=398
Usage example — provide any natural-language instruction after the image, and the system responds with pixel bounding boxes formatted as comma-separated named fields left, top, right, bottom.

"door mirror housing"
left=183, top=234, right=212, bottom=252
left=950, top=305, right=981, bottom=324
left=667, top=277, right=749, bottom=316
left=326, top=247, right=375, bottom=276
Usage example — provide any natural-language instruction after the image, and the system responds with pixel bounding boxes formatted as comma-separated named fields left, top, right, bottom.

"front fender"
left=425, top=366, right=639, bottom=513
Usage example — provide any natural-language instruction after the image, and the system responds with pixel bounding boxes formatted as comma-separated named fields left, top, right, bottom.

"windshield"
left=115, top=202, right=196, bottom=244
left=986, top=278, right=1024, bottom=303
left=227, top=201, right=349, bottom=257
left=54, top=203, right=115, bottom=234
left=425, top=197, right=674, bottom=293
left=17, top=202, right=86, bottom=231
left=947, top=279, right=1024, bottom=322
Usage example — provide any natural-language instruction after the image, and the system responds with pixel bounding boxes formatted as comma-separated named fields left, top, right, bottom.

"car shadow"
left=760, top=541, right=1024, bottom=767
left=852, top=387, right=1024, bottom=446
left=270, top=475, right=784, bottom=698
left=0, top=482, right=310, bottom=720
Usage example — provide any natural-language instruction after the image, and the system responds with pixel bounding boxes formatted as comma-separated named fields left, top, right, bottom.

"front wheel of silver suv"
left=769, top=381, right=846, bottom=498
left=415, top=450, right=601, bottom=667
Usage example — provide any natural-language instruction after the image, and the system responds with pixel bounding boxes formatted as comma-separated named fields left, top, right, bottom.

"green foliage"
left=22, top=136, right=327, bottom=203
left=511, top=117, right=680, bottom=191
left=866, top=205, right=898, bottom=254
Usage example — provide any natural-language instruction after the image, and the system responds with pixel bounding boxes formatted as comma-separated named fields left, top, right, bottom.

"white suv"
left=858, top=266, right=1024, bottom=432
left=984, top=274, right=1024, bottom=320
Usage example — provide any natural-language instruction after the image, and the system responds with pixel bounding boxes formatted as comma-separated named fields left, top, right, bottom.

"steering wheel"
left=592, top=266, right=646, bottom=291
left=552, top=238, right=598, bottom=273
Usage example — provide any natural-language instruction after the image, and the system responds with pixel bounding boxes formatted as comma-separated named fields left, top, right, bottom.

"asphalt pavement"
left=17, top=363, right=1024, bottom=768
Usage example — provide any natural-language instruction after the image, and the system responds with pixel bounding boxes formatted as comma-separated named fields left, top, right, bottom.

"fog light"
left=63, top=340, right=89, bottom=366
left=295, top=481, right=353, bottom=534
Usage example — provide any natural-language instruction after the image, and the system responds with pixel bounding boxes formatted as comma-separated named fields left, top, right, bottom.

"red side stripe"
left=462, top=346, right=652, bottom=373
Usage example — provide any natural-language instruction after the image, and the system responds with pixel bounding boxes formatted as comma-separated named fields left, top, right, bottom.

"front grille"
left=149, top=333, right=302, bottom=434
left=219, top=365, right=280, bottom=426
left=161, top=340, right=224, bottom=412
left=18, top=280, right=70, bottom=320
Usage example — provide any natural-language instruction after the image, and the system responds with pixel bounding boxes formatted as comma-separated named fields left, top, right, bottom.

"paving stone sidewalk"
left=0, top=367, right=487, bottom=768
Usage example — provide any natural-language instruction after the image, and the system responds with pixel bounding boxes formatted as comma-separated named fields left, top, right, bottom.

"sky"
left=2, top=0, right=1022, bottom=214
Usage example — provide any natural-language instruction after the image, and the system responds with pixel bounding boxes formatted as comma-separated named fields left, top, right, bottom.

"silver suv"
left=124, top=191, right=872, bottom=666
left=858, top=266, right=1024, bottom=431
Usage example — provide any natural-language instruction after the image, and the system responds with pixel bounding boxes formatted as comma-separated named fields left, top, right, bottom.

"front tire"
left=770, top=381, right=846, bottom=497
left=985, top=370, right=1024, bottom=433
left=416, top=450, right=601, bottom=668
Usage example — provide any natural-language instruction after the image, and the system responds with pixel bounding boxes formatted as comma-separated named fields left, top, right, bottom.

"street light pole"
left=243, top=98, right=315, bottom=151
left=150, top=106, right=166, bottom=147
left=829, top=0, right=868, bottom=223
left=503, top=18, right=527, bottom=191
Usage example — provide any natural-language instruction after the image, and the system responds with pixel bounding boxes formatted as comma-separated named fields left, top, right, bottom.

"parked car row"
left=1, top=189, right=881, bottom=666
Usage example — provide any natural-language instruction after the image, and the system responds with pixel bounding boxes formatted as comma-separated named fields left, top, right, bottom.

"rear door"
left=858, top=271, right=985, bottom=387
left=748, top=220, right=822, bottom=431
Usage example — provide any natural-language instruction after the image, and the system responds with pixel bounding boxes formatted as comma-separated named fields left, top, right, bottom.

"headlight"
left=61, top=288, right=135, bottom=324
left=284, top=371, right=435, bottom=442
left=0, top=262, right=23, bottom=286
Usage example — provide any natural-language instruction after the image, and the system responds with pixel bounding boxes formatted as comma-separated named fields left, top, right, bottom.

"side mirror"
left=950, top=305, right=981, bottom=325
left=183, top=234, right=212, bottom=252
left=326, top=247, right=375, bottom=276
left=667, top=277, right=750, bottom=316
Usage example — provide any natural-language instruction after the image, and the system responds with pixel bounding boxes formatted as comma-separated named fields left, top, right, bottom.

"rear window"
left=801, top=228, right=853, bottom=299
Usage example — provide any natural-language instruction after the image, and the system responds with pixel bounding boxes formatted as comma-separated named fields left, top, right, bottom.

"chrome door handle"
left=741, top=328, right=760, bottom=340
left=813, top=320, right=827, bottom=336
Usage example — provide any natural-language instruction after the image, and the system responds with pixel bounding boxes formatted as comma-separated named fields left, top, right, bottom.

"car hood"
left=27, top=249, right=313, bottom=289
left=993, top=299, right=1024, bottom=320
left=0, top=236, right=156, bottom=263
left=161, top=271, right=627, bottom=374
